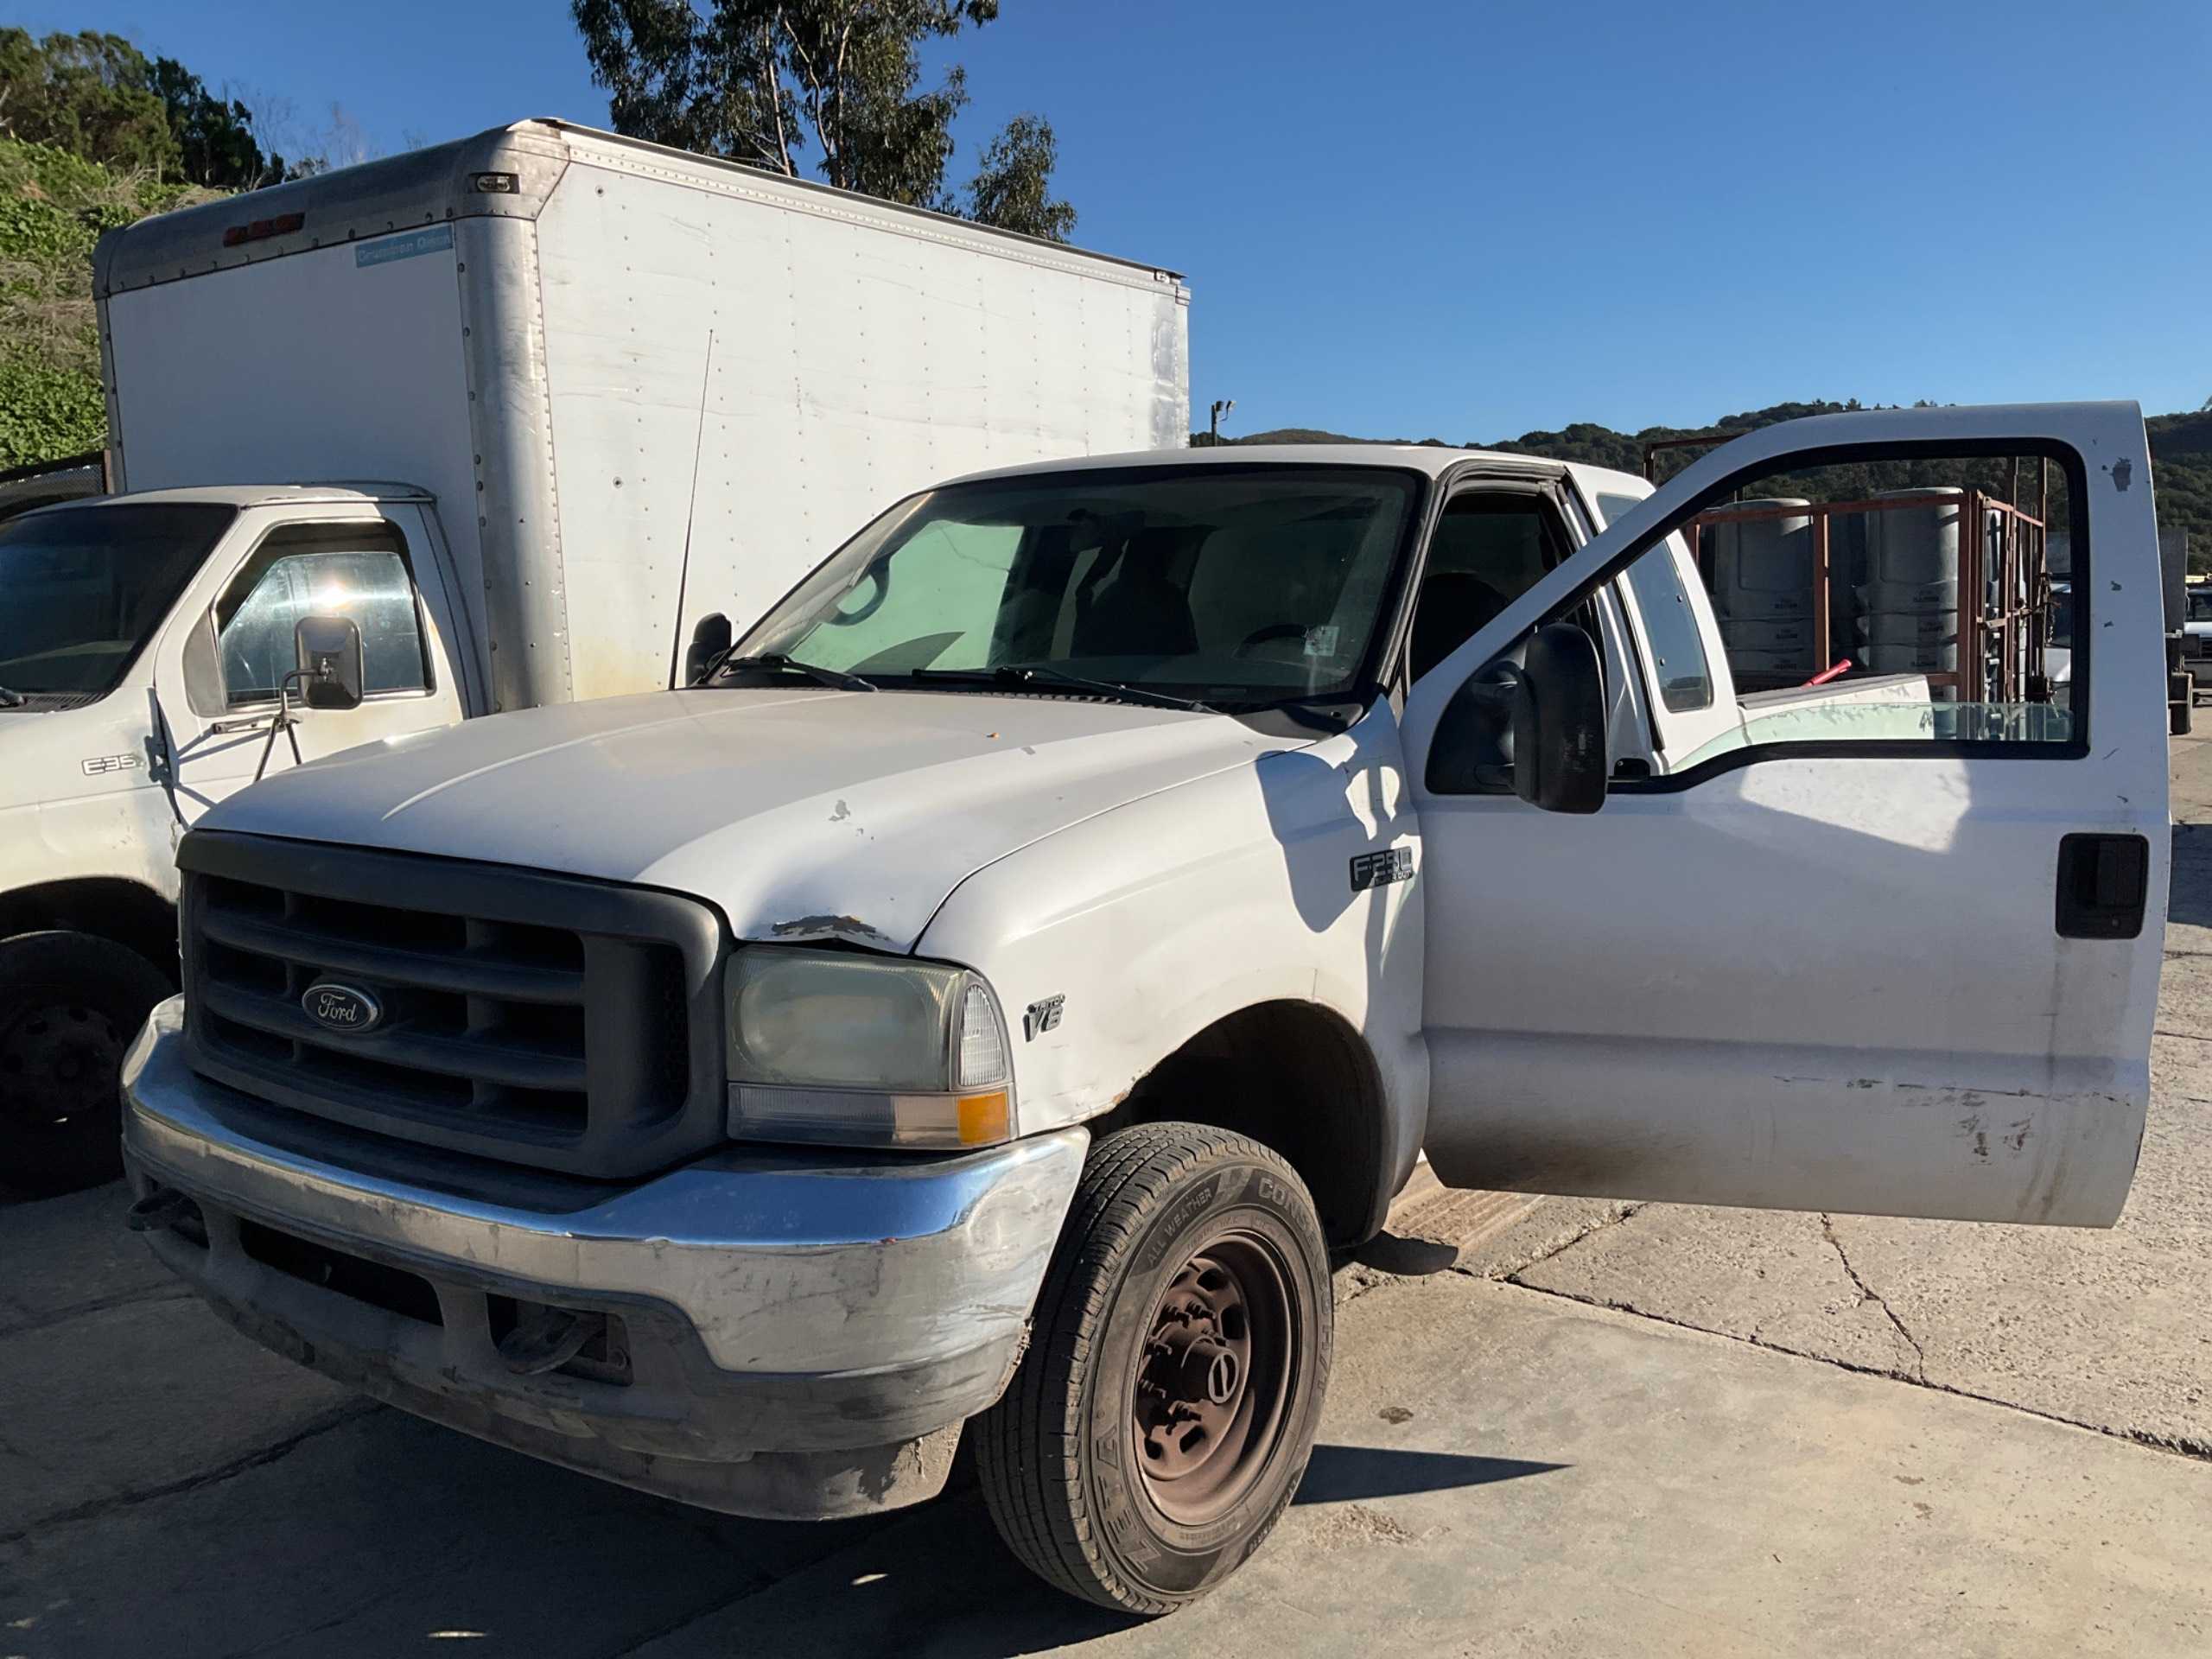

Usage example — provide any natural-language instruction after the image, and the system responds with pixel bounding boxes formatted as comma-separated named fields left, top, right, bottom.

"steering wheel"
left=824, top=568, right=889, bottom=626
left=1234, top=623, right=1307, bottom=658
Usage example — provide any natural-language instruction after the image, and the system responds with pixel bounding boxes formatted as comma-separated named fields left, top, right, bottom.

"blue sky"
left=29, top=1, right=2209, bottom=440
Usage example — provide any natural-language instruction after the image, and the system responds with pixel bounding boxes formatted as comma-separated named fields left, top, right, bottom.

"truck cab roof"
left=944, top=443, right=1651, bottom=499
left=11, top=481, right=431, bottom=521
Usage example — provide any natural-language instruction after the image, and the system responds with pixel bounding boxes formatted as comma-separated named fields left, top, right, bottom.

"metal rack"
left=1643, top=435, right=2056, bottom=704
left=1686, top=492, right=2049, bottom=702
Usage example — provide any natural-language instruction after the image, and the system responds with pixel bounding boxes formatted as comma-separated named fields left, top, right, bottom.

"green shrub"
left=0, top=135, right=215, bottom=467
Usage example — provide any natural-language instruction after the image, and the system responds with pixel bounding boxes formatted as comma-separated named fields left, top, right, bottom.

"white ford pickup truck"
left=121, top=404, right=2166, bottom=1614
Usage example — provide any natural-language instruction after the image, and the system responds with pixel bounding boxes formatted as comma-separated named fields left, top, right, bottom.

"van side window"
left=216, top=522, right=429, bottom=706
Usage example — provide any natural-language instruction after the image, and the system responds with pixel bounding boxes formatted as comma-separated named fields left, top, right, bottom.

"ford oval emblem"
left=302, top=982, right=382, bottom=1034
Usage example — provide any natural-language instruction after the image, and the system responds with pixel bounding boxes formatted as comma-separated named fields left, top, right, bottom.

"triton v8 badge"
left=1350, top=846, right=1414, bottom=892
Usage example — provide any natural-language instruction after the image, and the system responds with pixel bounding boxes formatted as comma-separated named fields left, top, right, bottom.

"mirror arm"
left=251, top=671, right=312, bottom=784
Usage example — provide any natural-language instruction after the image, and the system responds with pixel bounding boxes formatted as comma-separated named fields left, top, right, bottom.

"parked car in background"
left=2183, top=582, right=2212, bottom=697
left=0, top=118, right=1187, bottom=1192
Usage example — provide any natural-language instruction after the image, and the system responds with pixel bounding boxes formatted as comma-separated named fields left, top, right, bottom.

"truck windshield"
left=0, top=503, right=235, bottom=701
left=734, top=466, right=1421, bottom=705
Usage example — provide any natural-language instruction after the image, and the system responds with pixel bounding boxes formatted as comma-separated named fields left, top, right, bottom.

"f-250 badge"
left=1350, top=846, right=1414, bottom=892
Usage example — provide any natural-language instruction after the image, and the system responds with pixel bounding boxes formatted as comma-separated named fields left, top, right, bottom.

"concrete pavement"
left=4, top=747, right=2210, bottom=1655
left=7, top=1242, right=2207, bottom=1657
left=624, top=1281, right=2211, bottom=1659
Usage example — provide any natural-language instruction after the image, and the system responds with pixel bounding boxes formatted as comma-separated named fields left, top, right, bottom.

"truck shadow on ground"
left=7, top=1386, right=1565, bottom=1657
left=633, top=1444, right=1567, bottom=1658
left=1294, top=1442, right=1566, bottom=1504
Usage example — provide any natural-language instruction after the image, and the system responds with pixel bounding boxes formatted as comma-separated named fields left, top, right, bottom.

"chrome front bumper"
left=121, top=997, right=1087, bottom=1517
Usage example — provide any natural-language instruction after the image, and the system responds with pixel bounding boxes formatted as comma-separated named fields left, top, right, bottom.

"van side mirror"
left=1512, top=624, right=1608, bottom=814
left=683, top=613, right=732, bottom=685
left=294, top=615, right=365, bottom=711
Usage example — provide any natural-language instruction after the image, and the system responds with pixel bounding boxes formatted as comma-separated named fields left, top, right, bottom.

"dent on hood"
left=768, top=913, right=900, bottom=950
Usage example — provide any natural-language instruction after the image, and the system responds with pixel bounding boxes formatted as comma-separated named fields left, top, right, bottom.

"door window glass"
left=1409, top=495, right=1561, bottom=683
left=216, top=524, right=429, bottom=705
left=1603, top=448, right=2078, bottom=773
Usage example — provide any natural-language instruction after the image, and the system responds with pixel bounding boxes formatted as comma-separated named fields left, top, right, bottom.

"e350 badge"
left=1350, top=846, right=1414, bottom=892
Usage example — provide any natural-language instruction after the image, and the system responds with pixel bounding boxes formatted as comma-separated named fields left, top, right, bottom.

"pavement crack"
left=221, top=1585, right=404, bottom=1659
left=1821, top=1213, right=1927, bottom=1382
left=0, top=1402, right=375, bottom=1548
left=1503, top=1279, right=2212, bottom=1469
left=1472, top=1202, right=1643, bottom=1283
left=0, top=1284, right=197, bottom=1343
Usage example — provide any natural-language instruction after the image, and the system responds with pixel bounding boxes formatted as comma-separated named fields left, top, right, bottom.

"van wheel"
left=976, top=1122, right=1332, bottom=1615
left=0, top=932, right=171, bottom=1195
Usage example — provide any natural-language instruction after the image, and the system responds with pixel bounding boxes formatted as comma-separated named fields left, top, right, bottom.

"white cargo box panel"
left=95, top=120, right=1191, bottom=711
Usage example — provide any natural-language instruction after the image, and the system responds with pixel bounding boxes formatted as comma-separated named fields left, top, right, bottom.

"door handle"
left=2055, top=833, right=2150, bottom=939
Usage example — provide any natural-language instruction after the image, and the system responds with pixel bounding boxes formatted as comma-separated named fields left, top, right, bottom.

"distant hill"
left=1200, top=402, right=2212, bottom=568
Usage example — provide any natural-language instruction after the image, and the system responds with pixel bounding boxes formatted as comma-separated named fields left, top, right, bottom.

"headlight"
left=726, top=948, right=1015, bottom=1148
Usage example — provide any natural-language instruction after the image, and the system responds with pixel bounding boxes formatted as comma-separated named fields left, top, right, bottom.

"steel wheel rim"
left=1128, top=1228, right=1297, bottom=1528
left=0, top=1002, right=123, bottom=1129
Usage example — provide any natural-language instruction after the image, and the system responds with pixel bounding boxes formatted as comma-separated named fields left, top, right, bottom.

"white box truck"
left=0, top=118, right=1189, bottom=1192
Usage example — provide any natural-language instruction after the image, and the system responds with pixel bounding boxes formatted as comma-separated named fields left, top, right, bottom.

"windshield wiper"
left=912, top=665, right=1212, bottom=713
left=0, top=684, right=27, bottom=708
left=710, top=654, right=876, bottom=693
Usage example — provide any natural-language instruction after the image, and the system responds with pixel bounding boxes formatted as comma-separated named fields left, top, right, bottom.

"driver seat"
left=1073, top=530, right=1198, bottom=658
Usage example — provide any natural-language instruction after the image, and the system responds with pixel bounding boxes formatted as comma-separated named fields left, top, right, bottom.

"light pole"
left=1209, top=398, right=1235, bottom=445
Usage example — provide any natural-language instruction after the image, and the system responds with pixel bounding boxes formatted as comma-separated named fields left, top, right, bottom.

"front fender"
left=918, top=704, right=1429, bottom=1201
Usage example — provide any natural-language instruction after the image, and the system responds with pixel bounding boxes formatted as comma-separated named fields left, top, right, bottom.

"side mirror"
left=294, top=615, right=365, bottom=711
left=683, top=612, right=732, bottom=685
left=1512, top=624, right=1608, bottom=814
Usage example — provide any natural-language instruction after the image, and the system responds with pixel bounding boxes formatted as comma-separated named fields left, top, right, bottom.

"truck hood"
left=200, top=688, right=1306, bottom=951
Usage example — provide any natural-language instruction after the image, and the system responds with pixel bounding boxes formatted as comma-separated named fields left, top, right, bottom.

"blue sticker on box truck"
left=356, top=225, right=454, bottom=268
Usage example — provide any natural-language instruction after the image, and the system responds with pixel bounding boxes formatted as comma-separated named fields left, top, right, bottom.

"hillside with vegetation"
left=0, top=137, right=210, bottom=467
left=1217, top=400, right=2212, bottom=568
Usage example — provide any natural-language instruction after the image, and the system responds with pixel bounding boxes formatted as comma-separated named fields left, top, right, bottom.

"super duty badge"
left=1350, top=846, right=1414, bottom=892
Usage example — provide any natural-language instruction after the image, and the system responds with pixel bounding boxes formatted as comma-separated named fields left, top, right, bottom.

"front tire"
left=0, top=931, right=172, bottom=1195
left=976, top=1122, right=1332, bottom=1616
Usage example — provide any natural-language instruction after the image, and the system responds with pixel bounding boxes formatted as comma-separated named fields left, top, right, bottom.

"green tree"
left=0, top=29, right=283, bottom=189
left=571, top=1, right=1075, bottom=239
left=0, top=29, right=177, bottom=176
left=147, top=59, right=283, bottom=188
left=965, top=111, right=1071, bottom=240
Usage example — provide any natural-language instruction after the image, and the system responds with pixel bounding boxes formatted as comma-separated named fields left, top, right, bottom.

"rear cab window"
left=1598, top=495, right=1715, bottom=715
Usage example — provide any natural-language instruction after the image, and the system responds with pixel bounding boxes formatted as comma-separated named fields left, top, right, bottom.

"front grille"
left=179, top=831, right=726, bottom=1179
